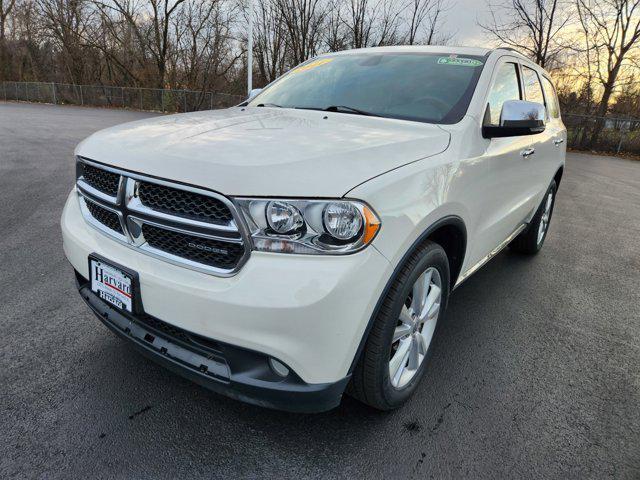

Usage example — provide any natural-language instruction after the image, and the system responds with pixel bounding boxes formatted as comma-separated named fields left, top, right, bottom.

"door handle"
left=520, top=148, right=535, bottom=158
left=554, top=138, right=564, bottom=146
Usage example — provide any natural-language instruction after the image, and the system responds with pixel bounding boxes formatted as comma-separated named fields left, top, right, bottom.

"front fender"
left=346, top=153, right=475, bottom=273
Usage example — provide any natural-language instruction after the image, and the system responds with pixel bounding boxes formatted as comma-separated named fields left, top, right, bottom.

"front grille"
left=138, top=181, right=234, bottom=225
left=85, top=200, right=123, bottom=234
left=142, top=224, right=245, bottom=270
left=76, top=158, right=249, bottom=275
left=83, top=163, right=120, bottom=197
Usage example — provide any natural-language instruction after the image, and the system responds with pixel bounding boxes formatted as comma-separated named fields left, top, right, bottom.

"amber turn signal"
left=362, top=205, right=381, bottom=244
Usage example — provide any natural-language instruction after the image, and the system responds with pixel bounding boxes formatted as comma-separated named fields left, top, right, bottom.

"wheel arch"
left=348, top=215, right=467, bottom=374
left=554, top=165, right=564, bottom=187
left=426, top=219, right=467, bottom=290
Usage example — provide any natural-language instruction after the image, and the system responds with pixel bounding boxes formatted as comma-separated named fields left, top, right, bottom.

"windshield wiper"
left=323, top=105, right=380, bottom=117
left=254, top=103, right=382, bottom=117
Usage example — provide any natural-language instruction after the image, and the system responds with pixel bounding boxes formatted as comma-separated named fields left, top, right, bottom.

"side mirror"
left=247, top=88, right=262, bottom=101
left=482, top=100, right=546, bottom=138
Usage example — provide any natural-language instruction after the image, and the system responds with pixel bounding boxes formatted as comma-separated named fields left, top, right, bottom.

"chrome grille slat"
left=127, top=215, right=243, bottom=243
left=124, top=178, right=239, bottom=233
left=75, top=158, right=250, bottom=276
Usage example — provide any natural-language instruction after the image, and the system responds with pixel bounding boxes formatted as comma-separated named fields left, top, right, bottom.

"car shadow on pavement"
left=74, top=246, right=549, bottom=477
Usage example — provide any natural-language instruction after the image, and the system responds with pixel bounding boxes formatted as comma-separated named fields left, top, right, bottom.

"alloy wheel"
left=388, top=267, right=442, bottom=389
left=537, top=191, right=554, bottom=245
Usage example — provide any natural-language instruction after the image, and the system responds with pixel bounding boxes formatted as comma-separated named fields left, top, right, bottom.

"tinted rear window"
left=522, top=66, right=545, bottom=106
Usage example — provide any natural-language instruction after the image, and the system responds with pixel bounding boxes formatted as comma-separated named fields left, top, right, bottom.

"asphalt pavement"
left=1, top=101, right=639, bottom=479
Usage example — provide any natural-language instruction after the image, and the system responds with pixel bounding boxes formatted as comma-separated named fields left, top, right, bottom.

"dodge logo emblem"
left=187, top=242, right=228, bottom=255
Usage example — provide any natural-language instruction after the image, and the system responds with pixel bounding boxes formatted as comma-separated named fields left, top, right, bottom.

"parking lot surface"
left=1, top=102, right=639, bottom=479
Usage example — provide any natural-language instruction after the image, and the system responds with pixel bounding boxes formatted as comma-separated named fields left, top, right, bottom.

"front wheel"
left=509, top=180, right=557, bottom=254
left=348, top=241, right=450, bottom=410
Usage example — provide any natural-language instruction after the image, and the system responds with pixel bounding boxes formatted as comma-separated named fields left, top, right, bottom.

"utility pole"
left=247, top=0, right=253, bottom=94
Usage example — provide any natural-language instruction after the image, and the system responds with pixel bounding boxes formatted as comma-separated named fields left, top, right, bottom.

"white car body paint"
left=75, top=108, right=450, bottom=197
left=62, top=46, right=566, bottom=396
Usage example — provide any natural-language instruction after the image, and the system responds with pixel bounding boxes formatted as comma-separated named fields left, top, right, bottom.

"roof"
left=326, top=45, right=493, bottom=57
left=324, top=45, right=529, bottom=61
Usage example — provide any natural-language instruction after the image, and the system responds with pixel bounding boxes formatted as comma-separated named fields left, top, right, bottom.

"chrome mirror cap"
left=500, top=99, right=546, bottom=128
left=483, top=100, right=546, bottom=138
left=247, top=88, right=263, bottom=101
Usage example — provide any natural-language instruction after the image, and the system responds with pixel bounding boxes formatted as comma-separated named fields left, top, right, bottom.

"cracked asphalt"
left=1, top=102, right=639, bottom=479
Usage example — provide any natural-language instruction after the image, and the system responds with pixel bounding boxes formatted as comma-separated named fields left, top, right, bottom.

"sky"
left=442, top=0, right=507, bottom=46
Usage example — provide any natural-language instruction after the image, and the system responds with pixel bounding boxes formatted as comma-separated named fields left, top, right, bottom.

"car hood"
left=75, top=107, right=450, bottom=197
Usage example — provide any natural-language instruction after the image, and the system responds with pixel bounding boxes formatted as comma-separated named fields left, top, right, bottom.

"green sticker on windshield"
left=437, top=57, right=483, bottom=67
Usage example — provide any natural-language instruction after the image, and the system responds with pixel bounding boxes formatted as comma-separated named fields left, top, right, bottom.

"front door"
left=474, top=58, right=542, bottom=260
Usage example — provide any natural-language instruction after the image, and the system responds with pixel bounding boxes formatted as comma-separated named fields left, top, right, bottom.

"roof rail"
left=494, top=46, right=527, bottom=57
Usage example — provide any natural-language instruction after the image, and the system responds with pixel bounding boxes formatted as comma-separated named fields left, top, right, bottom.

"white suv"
left=61, top=46, right=566, bottom=412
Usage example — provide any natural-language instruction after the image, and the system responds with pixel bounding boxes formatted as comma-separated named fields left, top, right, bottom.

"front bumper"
left=76, top=272, right=349, bottom=412
left=61, top=191, right=392, bottom=408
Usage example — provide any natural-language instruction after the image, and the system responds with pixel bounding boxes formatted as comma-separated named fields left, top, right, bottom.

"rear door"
left=520, top=64, right=557, bottom=207
left=540, top=74, right=567, bottom=185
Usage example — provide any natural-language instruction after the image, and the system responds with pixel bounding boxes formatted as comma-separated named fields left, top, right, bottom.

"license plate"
left=90, top=258, right=133, bottom=312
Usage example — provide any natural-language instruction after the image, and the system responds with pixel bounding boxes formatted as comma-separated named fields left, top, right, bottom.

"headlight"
left=234, top=198, right=380, bottom=254
left=323, top=202, right=362, bottom=240
left=267, top=201, right=304, bottom=234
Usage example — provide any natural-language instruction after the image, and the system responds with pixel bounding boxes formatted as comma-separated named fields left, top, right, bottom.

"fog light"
left=269, top=358, right=290, bottom=377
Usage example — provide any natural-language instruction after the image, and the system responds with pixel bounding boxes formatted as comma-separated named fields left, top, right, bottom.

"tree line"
left=481, top=0, right=640, bottom=148
left=0, top=0, right=451, bottom=95
left=0, top=0, right=639, bottom=147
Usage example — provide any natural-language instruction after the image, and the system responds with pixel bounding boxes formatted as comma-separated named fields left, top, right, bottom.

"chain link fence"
left=2, top=83, right=638, bottom=156
left=564, top=113, right=640, bottom=156
left=1, top=81, right=244, bottom=112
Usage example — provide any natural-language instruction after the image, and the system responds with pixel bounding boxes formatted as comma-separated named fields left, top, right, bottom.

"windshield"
left=247, top=52, right=485, bottom=124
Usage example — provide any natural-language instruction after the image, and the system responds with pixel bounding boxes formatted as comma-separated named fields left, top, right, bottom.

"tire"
left=509, top=180, right=557, bottom=255
left=348, top=240, right=450, bottom=410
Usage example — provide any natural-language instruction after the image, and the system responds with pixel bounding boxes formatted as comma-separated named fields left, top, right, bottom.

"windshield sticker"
left=292, top=58, right=333, bottom=73
left=437, top=57, right=483, bottom=67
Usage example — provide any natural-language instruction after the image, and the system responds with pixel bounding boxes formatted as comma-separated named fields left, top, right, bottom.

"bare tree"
left=0, top=0, right=457, bottom=91
left=93, top=0, right=187, bottom=88
left=576, top=0, right=640, bottom=146
left=87, top=2, right=145, bottom=85
left=172, top=0, right=240, bottom=95
left=343, top=0, right=377, bottom=48
left=0, top=0, right=18, bottom=79
left=340, top=0, right=400, bottom=47
left=377, top=0, right=407, bottom=44
left=275, top=0, right=326, bottom=64
left=2, top=0, right=42, bottom=81
left=339, top=0, right=449, bottom=48
left=0, top=0, right=17, bottom=40
left=37, top=0, right=93, bottom=83
left=253, top=0, right=288, bottom=83
left=480, top=0, right=571, bottom=67
left=406, top=0, right=450, bottom=45
left=324, top=0, right=349, bottom=51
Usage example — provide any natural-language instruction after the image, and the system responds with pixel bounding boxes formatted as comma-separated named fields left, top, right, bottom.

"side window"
left=522, top=65, right=545, bottom=106
left=541, top=75, right=560, bottom=118
left=486, top=62, right=521, bottom=125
